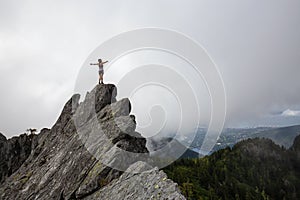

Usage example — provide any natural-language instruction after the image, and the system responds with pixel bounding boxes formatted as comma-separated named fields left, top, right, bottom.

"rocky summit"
left=0, top=84, right=185, bottom=200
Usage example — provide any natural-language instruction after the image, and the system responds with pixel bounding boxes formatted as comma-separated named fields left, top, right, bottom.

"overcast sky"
left=1, top=0, right=300, bottom=138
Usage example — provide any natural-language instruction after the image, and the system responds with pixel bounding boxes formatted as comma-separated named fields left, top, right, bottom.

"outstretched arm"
left=90, top=63, right=98, bottom=65
left=101, top=61, right=108, bottom=65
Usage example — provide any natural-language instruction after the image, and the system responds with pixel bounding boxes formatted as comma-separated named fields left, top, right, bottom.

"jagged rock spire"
left=0, top=84, right=185, bottom=200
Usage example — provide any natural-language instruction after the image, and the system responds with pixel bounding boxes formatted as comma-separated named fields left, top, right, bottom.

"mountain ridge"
left=0, top=84, right=185, bottom=200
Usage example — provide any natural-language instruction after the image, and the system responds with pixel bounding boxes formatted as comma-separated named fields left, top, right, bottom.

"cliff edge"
left=0, top=84, right=185, bottom=200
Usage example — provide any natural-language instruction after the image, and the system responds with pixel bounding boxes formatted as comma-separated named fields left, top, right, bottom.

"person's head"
left=98, top=59, right=102, bottom=63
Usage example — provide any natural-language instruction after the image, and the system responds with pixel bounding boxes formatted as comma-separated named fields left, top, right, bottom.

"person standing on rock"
left=90, top=59, right=108, bottom=84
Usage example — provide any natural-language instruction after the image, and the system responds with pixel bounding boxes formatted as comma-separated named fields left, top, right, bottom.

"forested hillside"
left=163, top=136, right=300, bottom=200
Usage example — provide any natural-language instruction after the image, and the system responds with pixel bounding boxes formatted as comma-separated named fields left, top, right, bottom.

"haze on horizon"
left=0, top=0, right=300, bottom=138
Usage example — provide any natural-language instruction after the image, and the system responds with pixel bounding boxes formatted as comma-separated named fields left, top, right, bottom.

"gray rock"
left=0, top=84, right=185, bottom=200
left=85, top=161, right=186, bottom=200
left=0, top=130, right=45, bottom=184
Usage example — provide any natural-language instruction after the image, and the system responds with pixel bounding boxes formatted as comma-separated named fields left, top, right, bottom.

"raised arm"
left=101, top=61, right=108, bottom=65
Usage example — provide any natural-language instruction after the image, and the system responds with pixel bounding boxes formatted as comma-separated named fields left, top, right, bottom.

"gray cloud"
left=0, top=0, right=300, bottom=138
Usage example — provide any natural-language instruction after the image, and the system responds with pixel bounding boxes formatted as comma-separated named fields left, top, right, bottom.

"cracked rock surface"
left=0, top=84, right=185, bottom=200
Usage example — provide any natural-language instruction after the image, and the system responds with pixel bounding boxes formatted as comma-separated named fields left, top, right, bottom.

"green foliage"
left=163, top=138, right=300, bottom=200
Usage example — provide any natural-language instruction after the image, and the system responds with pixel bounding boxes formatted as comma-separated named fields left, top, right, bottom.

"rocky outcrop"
left=85, top=161, right=185, bottom=200
left=0, top=84, right=185, bottom=200
left=0, top=130, right=46, bottom=184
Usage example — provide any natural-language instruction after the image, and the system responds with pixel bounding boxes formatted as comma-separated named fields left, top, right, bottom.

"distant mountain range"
left=147, top=125, right=300, bottom=160
left=189, top=125, right=300, bottom=154
left=252, top=125, right=300, bottom=148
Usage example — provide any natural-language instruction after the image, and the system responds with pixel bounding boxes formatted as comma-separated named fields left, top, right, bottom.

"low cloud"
left=281, top=109, right=300, bottom=117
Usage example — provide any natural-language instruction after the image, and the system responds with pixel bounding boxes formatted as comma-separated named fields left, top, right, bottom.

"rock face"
left=0, top=131, right=44, bottom=184
left=0, top=84, right=185, bottom=200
